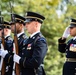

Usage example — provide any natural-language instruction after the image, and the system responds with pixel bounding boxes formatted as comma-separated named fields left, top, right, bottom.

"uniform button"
left=23, top=48, right=25, bottom=49
left=66, top=49, right=68, bottom=51
left=23, top=44, right=25, bottom=46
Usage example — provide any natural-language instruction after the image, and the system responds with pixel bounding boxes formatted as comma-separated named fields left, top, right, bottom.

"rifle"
left=1, top=19, right=5, bottom=75
left=11, top=14, right=20, bottom=75
left=10, top=1, right=20, bottom=75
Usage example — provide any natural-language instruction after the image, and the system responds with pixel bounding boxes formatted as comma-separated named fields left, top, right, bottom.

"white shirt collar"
left=30, top=31, right=40, bottom=38
left=5, top=34, right=10, bottom=39
left=17, top=31, right=24, bottom=37
left=73, top=36, right=76, bottom=40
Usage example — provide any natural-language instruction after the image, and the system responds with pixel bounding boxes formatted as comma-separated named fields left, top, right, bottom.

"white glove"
left=13, top=54, right=21, bottom=64
left=0, top=49, right=8, bottom=58
left=62, top=26, right=70, bottom=38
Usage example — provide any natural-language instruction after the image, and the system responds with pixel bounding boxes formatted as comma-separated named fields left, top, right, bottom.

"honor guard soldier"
left=2, top=21, right=13, bottom=75
left=0, top=14, right=27, bottom=75
left=13, top=11, right=48, bottom=75
left=10, top=14, right=27, bottom=57
left=10, top=14, right=27, bottom=75
left=58, top=18, right=76, bottom=75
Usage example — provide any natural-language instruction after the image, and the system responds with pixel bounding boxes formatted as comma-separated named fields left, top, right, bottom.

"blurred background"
left=0, top=0, right=76, bottom=75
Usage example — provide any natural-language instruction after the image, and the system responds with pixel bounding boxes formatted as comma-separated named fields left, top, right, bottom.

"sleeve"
left=4, top=53, right=13, bottom=64
left=19, top=38, right=48, bottom=69
left=58, top=37, right=66, bottom=53
left=5, top=39, right=13, bottom=54
left=4, top=38, right=13, bottom=64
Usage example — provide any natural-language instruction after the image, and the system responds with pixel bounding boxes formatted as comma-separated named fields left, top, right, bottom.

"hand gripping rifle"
left=10, top=1, right=20, bottom=75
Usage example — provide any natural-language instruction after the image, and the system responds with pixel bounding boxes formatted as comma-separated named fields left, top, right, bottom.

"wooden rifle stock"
left=14, top=34, right=20, bottom=75
left=1, top=37, right=5, bottom=75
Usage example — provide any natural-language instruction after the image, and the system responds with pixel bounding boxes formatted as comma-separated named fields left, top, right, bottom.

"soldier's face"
left=70, top=27, right=76, bottom=36
left=15, top=23, right=22, bottom=33
left=11, top=23, right=15, bottom=33
left=11, top=23, right=22, bottom=34
left=2, top=28, right=11, bottom=36
left=25, top=21, right=36, bottom=34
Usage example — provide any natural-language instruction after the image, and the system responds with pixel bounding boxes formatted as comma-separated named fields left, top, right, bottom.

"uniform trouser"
left=63, top=62, right=76, bottom=75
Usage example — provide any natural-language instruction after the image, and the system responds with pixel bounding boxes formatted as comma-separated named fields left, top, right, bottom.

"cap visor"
left=69, top=25, right=76, bottom=28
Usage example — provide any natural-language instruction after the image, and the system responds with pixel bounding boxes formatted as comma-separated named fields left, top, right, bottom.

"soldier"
left=58, top=18, right=76, bottom=75
left=10, top=14, right=27, bottom=57
left=10, top=14, right=27, bottom=74
left=13, top=11, right=48, bottom=75
left=2, top=21, right=13, bottom=75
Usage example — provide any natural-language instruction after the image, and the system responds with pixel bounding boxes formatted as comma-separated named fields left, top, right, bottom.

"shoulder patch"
left=8, top=37, right=13, bottom=41
left=38, top=38, right=46, bottom=42
left=22, top=35, right=27, bottom=39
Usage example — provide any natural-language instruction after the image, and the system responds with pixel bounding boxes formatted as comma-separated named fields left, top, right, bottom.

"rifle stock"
left=1, top=17, right=6, bottom=75
left=14, top=34, right=20, bottom=75
left=1, top=38, right=5, bottom=75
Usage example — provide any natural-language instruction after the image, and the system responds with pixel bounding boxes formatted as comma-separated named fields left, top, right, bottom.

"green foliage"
left=0, top=0, right=76, bottom=75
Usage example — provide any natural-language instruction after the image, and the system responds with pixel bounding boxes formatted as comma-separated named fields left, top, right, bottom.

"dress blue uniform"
left=17, top=33, right=27, bottom=57
left=5, top=32, right=27, bottom=75
left=1, top=21, right=13, bottom=75
left=10, top=13, right=28, bottom=61
left=4, top=36, right=13, bottom=75
left=58, top=18, right=76, bottom=75
left=18, top=11, right=48, bottom=75
left=19, top=32, right=47, bottom=75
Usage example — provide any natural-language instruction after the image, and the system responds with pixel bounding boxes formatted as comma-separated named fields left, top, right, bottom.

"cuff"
left=58, top=37, right=66, bottom=43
